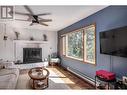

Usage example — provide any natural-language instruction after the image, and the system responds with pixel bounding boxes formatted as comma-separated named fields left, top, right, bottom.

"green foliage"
left=67, top=31, right=83, bottom=59
left=64, top=25, right=95, bottom=64
left=85, top=27, right=95, bottom=62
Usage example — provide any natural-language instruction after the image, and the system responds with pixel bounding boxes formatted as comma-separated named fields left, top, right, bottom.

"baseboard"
left=60, top=65, right=95, bottom=87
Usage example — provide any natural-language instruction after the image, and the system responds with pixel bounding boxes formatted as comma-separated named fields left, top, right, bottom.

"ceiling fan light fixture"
left=15, top=5, right=52, bottom=26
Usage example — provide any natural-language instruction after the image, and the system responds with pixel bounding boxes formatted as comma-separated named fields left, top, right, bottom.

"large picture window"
left=61, top=24, right=96, bottom=65
left=67, top=30, right=83, bottom=60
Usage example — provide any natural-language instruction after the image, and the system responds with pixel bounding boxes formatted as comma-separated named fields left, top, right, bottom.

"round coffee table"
left=28, top=67, right=49, bottom=89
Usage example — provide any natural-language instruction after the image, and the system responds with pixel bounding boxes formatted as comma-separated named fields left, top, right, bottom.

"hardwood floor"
left=20, top=66, right=95, bottom=89
left=49, top=66, right=95, bottom=89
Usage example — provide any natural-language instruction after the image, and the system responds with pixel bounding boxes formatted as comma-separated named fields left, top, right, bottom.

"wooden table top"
left=28, top=67, right=49, bottom=80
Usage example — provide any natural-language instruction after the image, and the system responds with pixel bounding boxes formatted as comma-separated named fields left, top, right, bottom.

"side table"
left=49, top=58, right=60, bottom=67
left=28, top=67, right=50, bottom=89
left=95, top=75, right=116, bottom=89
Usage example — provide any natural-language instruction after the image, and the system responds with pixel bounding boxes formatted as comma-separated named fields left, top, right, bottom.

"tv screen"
left=100, top=26, right=127, bottom=57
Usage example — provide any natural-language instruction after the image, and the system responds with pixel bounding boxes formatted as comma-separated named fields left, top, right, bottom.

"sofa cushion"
left=0, top=68, right=19, bottom=89
left=0, top=68, right=19, bottom=78
left=0, top=74, right=16, bottom=89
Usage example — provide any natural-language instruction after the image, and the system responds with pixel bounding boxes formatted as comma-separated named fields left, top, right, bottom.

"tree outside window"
left=61, top=24, right=96, bottom=65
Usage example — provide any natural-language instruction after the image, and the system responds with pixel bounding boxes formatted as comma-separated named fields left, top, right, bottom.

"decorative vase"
left=14, top=32, right=20, bottom=40
left=43, top=34, right=47, bottom=41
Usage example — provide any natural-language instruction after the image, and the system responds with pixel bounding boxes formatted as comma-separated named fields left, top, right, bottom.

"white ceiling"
left=11, top=5, right=107, bottom=32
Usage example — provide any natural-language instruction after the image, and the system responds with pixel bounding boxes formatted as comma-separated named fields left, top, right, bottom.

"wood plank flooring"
left=48, top=66, right=95, bottom=89
left=20, top=66, right=95, bottom=89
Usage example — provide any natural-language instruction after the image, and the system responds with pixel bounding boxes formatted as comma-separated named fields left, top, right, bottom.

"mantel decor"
left=13, top=40, right=48, bottom=44
left=14, top=31, right=20, bottom=40
left=3, top=24, right=8, bottom=41
left=30, top=37, right=34, bottom=40
left=3, top=35, right=8, bottom=40
left=3, top=24, right=8, bottom=47
left=43, top=34, right=48, bottom=41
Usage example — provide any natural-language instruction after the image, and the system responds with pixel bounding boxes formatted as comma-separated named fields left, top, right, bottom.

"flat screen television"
left=100, top=26, right=127, bottom=57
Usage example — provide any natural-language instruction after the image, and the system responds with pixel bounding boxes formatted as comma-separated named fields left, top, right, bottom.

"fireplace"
left=23, top=48, right=42, bottom=63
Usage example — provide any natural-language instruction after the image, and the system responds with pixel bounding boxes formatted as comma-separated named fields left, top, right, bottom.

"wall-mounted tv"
left=100, top=26, right=127, bottom=57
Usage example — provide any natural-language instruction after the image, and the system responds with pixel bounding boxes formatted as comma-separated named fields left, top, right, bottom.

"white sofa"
left=0, top=61, right=19, bottom=89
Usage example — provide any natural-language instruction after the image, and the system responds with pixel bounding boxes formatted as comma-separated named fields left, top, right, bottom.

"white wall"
left=0, top=23, right=57, bottom=62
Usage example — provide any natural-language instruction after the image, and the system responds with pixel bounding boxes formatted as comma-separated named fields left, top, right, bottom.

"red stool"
left=95, top=70, right=116, bottom=89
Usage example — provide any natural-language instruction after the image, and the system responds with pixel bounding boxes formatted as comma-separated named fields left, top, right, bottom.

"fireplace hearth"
left=23, top=48, right=42, bottom=63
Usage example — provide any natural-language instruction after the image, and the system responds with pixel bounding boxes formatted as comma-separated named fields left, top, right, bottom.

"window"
left=61, top=24, right=96, bottom=65
left=66, top=30, right=83, bottom=60
left=84, top=25, right=96, bottom=64
left=62, top=36, right=66, bottom=55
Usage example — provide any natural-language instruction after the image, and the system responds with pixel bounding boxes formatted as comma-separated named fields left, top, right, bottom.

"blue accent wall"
left=57, top=6, right=127, bottom=79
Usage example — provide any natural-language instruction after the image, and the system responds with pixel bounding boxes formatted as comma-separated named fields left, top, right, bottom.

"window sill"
left=66, top=55, right=83, bottom=61
left=62, top=55, right=96, bottom=66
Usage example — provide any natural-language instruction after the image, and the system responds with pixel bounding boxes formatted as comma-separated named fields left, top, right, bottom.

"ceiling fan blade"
left=15, top=12, right=30, bottom=16
left=37, top=13, right=51, bottom=16
left=39, top=22, right=48, bottom=26
left=24, top=5, right=34, bottom=15
left=15, top=19, right=30, bottom=22
left=39, top=19, right=52, bottom=22
left=38, top=17, right=52, bottom=21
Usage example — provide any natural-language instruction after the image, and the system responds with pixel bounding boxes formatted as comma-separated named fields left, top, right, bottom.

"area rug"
left=16, top=68, right=70, bottom=90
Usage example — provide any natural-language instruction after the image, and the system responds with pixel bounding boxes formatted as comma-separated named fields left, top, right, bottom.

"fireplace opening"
left=23, top=48, right=42, bottom=63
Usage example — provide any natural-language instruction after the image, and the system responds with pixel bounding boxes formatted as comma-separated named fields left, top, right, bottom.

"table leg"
left=33, top=79, right=35, bottom=89
left=108, top=82, right=109, bottom=89
left=47, top=78, right=48, bottom=87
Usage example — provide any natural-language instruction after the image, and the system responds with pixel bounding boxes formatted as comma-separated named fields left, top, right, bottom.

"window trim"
left=62, top=36, right=66, bottom=56
left=61, top=23, right=96, bottom=65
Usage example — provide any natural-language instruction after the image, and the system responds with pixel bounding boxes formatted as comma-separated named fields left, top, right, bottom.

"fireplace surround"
left=23, top=48, right=42, bottom=63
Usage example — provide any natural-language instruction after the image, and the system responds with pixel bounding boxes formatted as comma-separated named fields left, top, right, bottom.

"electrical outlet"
left=123, top=76, right=127, bottom=84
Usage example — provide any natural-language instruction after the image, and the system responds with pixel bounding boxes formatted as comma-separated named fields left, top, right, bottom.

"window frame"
left=66, top=29, right=84, bottom=61
left=62, top=36, right=66, bottom=56
left=83, top=24, right=96, bottom=64
left=61, top=24, right=96, bottom=65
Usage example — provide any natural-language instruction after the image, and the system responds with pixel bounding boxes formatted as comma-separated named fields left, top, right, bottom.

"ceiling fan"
left=14, top=6, right=52, bottom=26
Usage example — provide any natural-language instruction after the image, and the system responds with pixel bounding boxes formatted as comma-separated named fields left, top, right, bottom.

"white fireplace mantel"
left=13, top=40, right=48, bottom=44
left=13, top=40, right=49, bottom=62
